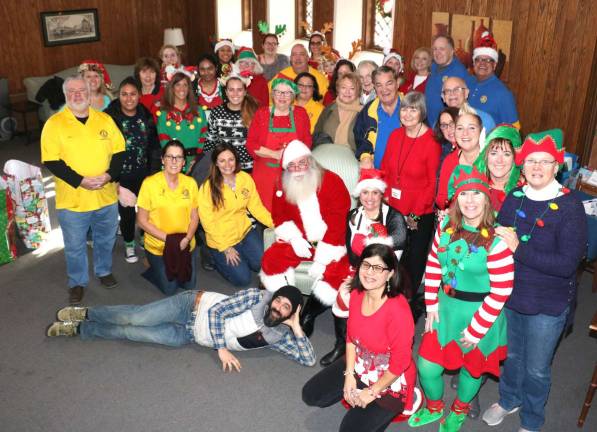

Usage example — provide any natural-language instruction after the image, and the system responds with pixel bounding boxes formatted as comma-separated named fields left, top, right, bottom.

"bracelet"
left=343, top=370, right=354, bottom=376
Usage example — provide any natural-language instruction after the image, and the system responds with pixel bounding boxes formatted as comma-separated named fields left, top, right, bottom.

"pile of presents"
left=0, top=160, right=51, bottom=264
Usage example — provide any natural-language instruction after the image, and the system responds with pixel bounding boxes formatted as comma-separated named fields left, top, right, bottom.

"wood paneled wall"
left=0, top=0, right=216, bottom=95
left=391, top=0, right=597, bottom=158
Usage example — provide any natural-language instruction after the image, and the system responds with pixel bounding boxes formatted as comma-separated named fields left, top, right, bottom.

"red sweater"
left=399, top=72, right=429, bottom=94
left=247, top=74, right=270, bottom=107
left=435, top=150, right=460, bottom=210
left=381, top=127, right=440, bottom=216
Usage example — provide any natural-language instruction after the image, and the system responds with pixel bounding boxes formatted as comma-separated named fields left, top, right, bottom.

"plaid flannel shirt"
left=208, top=288, right=316, bottom=366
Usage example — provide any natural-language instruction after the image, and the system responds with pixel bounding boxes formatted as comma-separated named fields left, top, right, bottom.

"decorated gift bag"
left=3, top=160, right=51, bottom=249
left=0, top=178, right=17, bottom=264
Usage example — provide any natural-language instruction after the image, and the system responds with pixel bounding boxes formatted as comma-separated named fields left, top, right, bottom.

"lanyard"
left=395, top=123, right=423, bottom=184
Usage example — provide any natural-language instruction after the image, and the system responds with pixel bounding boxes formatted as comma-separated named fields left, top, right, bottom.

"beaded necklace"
left=511, top=186, right=569, bottom=242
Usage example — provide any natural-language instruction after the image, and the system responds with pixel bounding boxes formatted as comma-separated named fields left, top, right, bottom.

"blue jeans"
left=79, top=290, right=196, bottom=346
left=57, top=203, right=119, bottom=288
left=498, top=307, right=568, bottom=431
left=142, top=247, right=198, bottom=296
left=209, top=228, right=263, bottom=286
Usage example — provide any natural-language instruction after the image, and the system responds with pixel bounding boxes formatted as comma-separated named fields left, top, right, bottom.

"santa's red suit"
left=260, top=170, right=351, bottom=306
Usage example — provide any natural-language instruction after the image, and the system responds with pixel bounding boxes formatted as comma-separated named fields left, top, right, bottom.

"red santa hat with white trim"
left=353, top=168, right=387, bottom=197
left=473, top=31, right=498, bottom=63
left=281, top=139, right=312, bottom=169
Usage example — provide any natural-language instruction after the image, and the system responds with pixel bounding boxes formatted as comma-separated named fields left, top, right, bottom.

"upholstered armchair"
left=263, top=144, right=360, bottom=295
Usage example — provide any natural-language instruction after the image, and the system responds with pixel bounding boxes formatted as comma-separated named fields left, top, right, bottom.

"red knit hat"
left=473, top=31, right=498, bottom=63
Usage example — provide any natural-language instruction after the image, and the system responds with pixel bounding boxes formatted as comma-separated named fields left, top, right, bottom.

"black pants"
left=118, top=173, right=146, bottom=243
left=400, top=212, right=435, bottom=292
left=302, top=357, right=402, bottom=432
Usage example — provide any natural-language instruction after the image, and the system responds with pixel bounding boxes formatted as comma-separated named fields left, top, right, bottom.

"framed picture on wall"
left=40, top=9, right=100, bottom=47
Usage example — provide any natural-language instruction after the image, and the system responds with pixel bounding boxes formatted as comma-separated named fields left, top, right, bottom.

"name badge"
left=391, top=188, right=402, bottom=199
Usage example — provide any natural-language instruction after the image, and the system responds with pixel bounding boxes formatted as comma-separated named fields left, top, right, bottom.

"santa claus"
left=260, top=139, right=351, bottom=339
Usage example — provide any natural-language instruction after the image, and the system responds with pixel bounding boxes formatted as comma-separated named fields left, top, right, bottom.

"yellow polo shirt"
left=269, top=66, right=329, bottom=97
left=41, top=107, right=125, bottom=212
left=198, top=171, right=273, bottom=252
left=137, top=172, right=199, bottom=256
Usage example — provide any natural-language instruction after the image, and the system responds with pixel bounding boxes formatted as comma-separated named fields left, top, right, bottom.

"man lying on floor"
left=47, top=286, right=316, bottom=370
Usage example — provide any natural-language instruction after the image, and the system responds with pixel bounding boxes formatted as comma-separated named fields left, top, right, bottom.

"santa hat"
left=78, top=59, right=112, bottom=90
left=234, top=47, right=263, bottom=75
left=382, top=48, right=404, bottom=73
left=515, top=128, right=565, bottom=166
left=281, top=139, right=312, bottom=169
left=473, top=31, right=498, bottom=63
left=214, top=39, right=235, bottom=54
left=447, top=165, right=491, bottom=201
left=353, top=169, right=387, bottom=197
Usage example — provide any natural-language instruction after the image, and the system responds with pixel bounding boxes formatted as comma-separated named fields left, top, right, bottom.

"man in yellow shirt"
left=41, top=76, right=125, bottom=304
left=269, top=44, right=329, bottom=96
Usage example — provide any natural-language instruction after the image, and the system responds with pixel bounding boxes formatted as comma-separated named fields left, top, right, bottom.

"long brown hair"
left=204, top=143, right=241, bottom=210
left=448, top=193, right=495, bottom=249
left=161, top=73, right=198, bottom=115
left=225, top=77, right=258, bottom=128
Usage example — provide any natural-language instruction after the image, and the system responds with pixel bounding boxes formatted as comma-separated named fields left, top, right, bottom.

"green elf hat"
left=271, top=77, right=299, bottom=95
left=447, top=165, right=491, bottom=202
left=236, top=47, right=258, bottom=62
left=474, top=124, right=522, bottom=194
left=515, top=128, right=564, bottom=166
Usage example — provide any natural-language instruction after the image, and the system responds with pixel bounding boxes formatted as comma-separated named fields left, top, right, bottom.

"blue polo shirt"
left=373, top=101, right=401, bottom=168
left=469, top=74, right=519, bottom=127
left=425, top=57, right=474, bottom=127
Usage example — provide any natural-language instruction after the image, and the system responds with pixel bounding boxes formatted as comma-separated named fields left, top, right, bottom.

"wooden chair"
left=577, top=310, right=597, bottom=427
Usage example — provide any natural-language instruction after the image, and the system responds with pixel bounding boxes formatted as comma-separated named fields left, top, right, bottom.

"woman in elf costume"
left=155, top=71, right=207, bottom=174
left=245, top=78, right=311, bottom=210
left=409, top=165, right=514, bottom=432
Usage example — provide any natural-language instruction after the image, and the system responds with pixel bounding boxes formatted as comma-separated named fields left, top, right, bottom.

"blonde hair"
left=158, top=44, right=181, bottom=65
left=410, top=47, right=432, bottom=72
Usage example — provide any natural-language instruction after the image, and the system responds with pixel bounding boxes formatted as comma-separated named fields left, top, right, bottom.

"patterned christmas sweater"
left=205, top=104, right=253, bottom=171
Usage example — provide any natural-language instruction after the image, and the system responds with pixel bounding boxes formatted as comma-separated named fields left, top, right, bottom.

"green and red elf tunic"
left=155, top=104, right=207, bottom=173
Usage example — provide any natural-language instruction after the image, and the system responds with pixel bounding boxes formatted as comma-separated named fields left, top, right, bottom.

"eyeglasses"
left=523, top=159, right=557, bottom=167
left=286, top=159, right=309, bottom=171
left=440, top=121, right=455, bottom=130
left=164, top=155, right=185, bottom=162
left=474, top=57, right=495, bottom=64
left=361, top=261, right=390, bottom=274
left=441, top=87, right=467, bottom=96
left=273, top=90, right=294, bottom=97
left=297, top=83, right=314, bottom=89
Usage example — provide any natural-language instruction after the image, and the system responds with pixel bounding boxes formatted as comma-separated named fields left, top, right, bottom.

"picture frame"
left=40, top=9, right=100, bottom=47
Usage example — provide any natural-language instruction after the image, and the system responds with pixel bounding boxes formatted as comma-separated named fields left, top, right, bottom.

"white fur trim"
left=332, top=303, right=349, bottom=318
left=352, top=178, right=387, bottom=197
left=402, top=387, right=423, bottom=415
left=281, top=140, right=311, bottom=169
left=365, top=236, right=393, bottom=248
left=297, top=194, right=327, bottom=242
left=473, top=47, right=498, bottom=62
left=274, top=221, right=303, bottom=242
left=312, top=280, right=338, bottom=306
left=259, top=268, right=295, bottom=292
left=214, top=40, right=235, bottom=53
left=313, top=241, right=346, bottom=266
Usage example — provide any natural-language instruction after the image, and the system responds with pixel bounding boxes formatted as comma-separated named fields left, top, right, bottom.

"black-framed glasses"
left=163, top=155, right=185, bottom=162
left=361, top=261, right=390, bottom=274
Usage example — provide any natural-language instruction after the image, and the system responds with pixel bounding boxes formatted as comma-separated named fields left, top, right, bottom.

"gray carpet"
left=0, top=135, right=595, bottom=432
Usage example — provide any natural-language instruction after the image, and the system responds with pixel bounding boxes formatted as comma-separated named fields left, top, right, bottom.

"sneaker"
left=46, top=321, right=78, bottom=337
left=482, top=403, right=519, bottom=426
left=99, top=273, right=118, bottom=289
left=57, top=306, right=87, bottom=322
left=125, top=246, right=138, bottom=263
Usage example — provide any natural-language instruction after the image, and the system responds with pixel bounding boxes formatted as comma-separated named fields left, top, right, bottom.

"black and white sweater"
left=205, top=104, right=253, bottom=171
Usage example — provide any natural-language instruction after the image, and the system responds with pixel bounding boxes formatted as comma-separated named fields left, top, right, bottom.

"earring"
left=386, top=279, right=390, bottom=293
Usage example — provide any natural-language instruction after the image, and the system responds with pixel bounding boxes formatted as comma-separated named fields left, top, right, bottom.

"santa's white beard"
left=282, top=167, right=322, bottom=204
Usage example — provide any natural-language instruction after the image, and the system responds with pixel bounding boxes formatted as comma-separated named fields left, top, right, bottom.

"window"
left=296, top=0, right=314, bottom=38
left=363, top=0, right=395, bottom=50
left=242, top=0, right=253, bottom=30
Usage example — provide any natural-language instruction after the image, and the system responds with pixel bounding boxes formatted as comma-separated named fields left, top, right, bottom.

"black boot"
left=320, top=316, right=347, bottom=366
left=300, top=296, right=329, bottom=337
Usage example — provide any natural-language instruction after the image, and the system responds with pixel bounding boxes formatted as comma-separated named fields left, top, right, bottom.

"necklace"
left=511, top=187, right=568, bottom=242
left=269, top=107, right=296, bottom=133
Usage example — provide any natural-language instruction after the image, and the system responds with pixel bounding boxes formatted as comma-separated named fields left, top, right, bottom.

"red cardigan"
left=399, top=72, right=429, bottom=94
left=435, top=151, right=460, bottom=210
left=247, top=74, right=270, bottom=107
left=381, top=127, right=440, bottom=216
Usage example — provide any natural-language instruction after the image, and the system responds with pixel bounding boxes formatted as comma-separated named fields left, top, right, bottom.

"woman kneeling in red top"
left=302, top=244, right=420, bottom=432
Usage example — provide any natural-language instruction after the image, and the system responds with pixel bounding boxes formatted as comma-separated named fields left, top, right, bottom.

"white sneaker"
left=125, top=246, right=138, bottom=263
left=482, top=402, right=519, bottom=426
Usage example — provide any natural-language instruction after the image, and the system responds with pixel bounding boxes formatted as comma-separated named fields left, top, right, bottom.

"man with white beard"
left=41, top=76, right=125, bottom=304
left=260, top=140, right=351, bottom=349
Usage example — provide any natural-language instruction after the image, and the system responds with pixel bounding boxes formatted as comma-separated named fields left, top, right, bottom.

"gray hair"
left=372, top=65, right=398, bottom=83
left=62, top=75, right=90, bottom=96
left=401, top=91, right=427, bottom=122
left=357, top=60, right=378, bottom=71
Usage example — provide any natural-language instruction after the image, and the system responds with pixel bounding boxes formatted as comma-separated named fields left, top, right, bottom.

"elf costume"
left=409, top=165, right=514, bottom=432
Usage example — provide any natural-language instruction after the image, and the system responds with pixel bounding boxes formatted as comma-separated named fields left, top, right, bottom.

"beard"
left=263, top=305, right=287, bottom=327
left=282, top=163, right=322, bottom=204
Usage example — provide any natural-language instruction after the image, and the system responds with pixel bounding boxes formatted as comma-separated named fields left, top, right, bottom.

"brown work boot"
left=68, top=286, right=84, bottom=304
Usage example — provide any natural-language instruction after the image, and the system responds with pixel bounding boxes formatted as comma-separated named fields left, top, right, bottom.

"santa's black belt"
left=442, top=286, right=489, bottom=302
